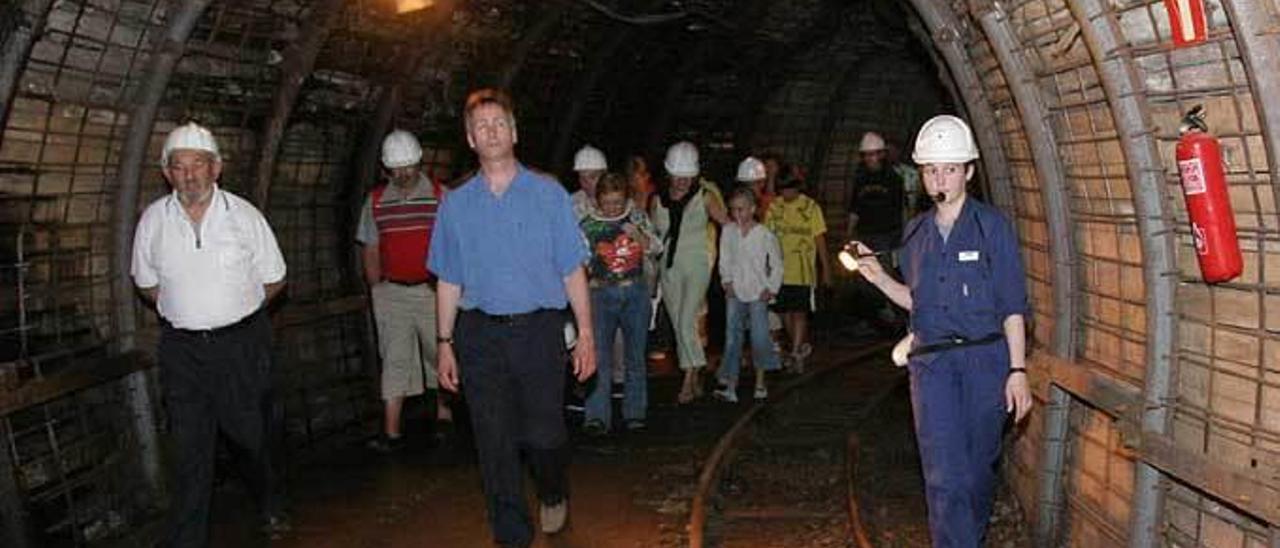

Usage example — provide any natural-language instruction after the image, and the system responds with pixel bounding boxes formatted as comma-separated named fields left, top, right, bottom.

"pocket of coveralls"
left=955, top=262, right=995, bottom=315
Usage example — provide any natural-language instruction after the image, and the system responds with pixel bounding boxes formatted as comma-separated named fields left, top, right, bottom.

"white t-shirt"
left=131, top=186, right=286, bottom=329
left=718, top=222, right=783, bottom=302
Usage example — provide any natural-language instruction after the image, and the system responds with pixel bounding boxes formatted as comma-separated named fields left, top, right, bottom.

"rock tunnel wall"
left=1, top=0, right=1279, bottom=545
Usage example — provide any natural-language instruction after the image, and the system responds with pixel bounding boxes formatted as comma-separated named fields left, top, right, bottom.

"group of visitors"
left=129, top=83, right=1032, bottom=548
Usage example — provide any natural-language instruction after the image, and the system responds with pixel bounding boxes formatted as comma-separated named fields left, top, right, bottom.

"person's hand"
left=723, top=282, right=735, bottom=300
left=852, top=241, right=886, bottom=285
left=572, top=333, right=596, bottom=382
left=1005, top=371, right=1033, bottom=422
left=821, top=269, right=833, bottom=288
left=891, top=333, right=913, bottom=367
left=759, top=289, right=773, bottom=302
left=437, top=343, right=460, bottom=393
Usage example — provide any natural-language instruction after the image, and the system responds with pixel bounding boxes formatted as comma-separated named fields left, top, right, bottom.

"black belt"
left=465, top=308, right=556, bottom=325
left=385, top=279, right=429, bottom=287
left=163, top=308, right=263, bottom=340
left=908, top=333, right=1004, bottom=358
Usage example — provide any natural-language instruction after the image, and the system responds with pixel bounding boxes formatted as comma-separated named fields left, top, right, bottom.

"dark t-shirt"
left=848, top=166, right=905, bottom=235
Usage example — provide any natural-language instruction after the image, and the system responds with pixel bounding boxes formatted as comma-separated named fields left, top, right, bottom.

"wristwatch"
left=436, top=335, right=454, bottom=345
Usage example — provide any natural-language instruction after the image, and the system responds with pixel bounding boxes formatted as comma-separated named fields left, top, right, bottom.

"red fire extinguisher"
left=1176, top=105, right=1242, bottom=283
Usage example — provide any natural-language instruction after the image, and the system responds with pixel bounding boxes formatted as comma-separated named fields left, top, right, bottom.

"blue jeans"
left=718, top=297, right=780, bottom=385
left=586, top=282, right=651, bottom=428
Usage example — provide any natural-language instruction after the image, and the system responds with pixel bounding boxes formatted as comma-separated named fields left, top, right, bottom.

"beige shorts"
left=371, top=282, right=438, bottom=398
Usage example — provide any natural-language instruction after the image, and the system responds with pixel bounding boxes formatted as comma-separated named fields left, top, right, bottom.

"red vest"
left=372, top=179, right=441, bottom=282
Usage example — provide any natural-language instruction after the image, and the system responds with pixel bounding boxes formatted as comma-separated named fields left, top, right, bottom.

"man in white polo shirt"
left=131, top=122, right=288, bottom=547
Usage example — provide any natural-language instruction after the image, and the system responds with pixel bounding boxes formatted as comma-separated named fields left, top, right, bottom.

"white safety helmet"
left=664, top=141, right=700, bottom=178
left=381, top=129, right=423, bottom=169
left=859, top=131, right=887, bottom=153
left=573, top=145, right=608, bottom=172
left=161, top=122, right=221, bottom=166
left=736, top=157, right=766, bottom=182
left=912, top=115, right=979, bottom=164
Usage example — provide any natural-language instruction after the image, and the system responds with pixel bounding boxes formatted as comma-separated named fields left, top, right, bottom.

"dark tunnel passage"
left=3, top=0, right=1280, bottom=546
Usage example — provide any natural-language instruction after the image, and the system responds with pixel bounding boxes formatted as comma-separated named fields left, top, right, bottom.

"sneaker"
left=713, top=386, right=739, bottom=403
left=541, top=500, right=568, bottom=534
left=260, top=513, right=292, bottom=538
left=648, top=349, right=667, bottom=360
left=624, top=419, right=646, bottom=432
left=366, top=434, right=405, bottom=454
left=754, top=385, right=768, bottom=401
left=582, top=420, right=608, bottom=437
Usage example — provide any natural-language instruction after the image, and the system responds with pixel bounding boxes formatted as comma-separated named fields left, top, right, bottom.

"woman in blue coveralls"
left=851, top=114, right=1034, bottom=548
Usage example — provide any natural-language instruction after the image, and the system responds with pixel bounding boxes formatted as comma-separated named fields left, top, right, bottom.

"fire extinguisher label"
left=1179, top=157, right=1208, bottom=195
left=1192, top=222, right=1208, bottom=256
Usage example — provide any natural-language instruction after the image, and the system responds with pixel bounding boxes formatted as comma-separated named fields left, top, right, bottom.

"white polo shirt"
left=131, top=185, right=286, bottom=330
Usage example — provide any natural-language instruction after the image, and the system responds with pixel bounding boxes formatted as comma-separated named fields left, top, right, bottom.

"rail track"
left=688, top=340, right=902, bottom=548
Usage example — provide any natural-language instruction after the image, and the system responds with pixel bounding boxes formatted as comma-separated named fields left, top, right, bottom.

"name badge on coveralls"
left=958, top=250, right=980, bottom=262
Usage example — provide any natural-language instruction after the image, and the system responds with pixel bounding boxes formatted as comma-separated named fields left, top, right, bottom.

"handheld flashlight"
left=837, top=243, right=895, bottom=272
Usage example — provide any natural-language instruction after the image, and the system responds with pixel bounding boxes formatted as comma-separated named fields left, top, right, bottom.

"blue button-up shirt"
left=428, top=164, right=589, bottom=315
left=901, top=197, right=1029, bottom=346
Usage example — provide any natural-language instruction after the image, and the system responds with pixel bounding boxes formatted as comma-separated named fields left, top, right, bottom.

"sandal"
left=678, top=371, right=696, bottom=404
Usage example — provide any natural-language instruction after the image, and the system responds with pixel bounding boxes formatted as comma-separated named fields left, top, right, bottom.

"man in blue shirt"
left=429, top=88, right=595, bottom=547
left=852, top=115, right=1033, bottom=547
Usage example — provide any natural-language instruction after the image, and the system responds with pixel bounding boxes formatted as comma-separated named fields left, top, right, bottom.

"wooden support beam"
left=250, top=0, right=347, bottom=209
left=0, top=0, right=55, bottom=147
left=1040, top=353, right=1280, bottom=528
left=0, top=351, right=151, bottom=418
left=0, top=296, right=367, bottom=419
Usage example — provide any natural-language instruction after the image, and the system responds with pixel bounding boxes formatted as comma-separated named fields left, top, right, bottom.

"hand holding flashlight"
left=839, top=241, right=890, bottom=284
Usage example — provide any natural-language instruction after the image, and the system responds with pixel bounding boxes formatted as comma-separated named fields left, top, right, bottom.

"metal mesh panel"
left=1106, top=0, right=1280, bottom=540
left=4, top=376, right=159, bottom=545
left=0, top=0, right=167, bottom=371
left=1024, top=0, right=1148, bottom=384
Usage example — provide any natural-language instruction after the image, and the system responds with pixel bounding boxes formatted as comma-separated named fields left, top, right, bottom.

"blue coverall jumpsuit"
left=899, top=197, right=1029, bottom=547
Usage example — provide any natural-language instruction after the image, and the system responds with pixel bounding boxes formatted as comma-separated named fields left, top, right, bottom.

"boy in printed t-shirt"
left=763, top=175, right=831, bottom=373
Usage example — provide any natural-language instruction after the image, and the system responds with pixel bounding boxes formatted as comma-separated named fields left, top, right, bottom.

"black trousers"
left=159, top=310, right=281, bottom=548
left=456, top=308, right=570, bottom=547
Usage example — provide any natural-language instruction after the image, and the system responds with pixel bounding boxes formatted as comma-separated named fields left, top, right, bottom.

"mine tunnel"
left=2, top=0, right=1279, bottom=546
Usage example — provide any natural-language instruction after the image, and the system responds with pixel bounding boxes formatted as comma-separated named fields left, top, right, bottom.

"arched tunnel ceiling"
left=283, top=0, right=946, bottom=174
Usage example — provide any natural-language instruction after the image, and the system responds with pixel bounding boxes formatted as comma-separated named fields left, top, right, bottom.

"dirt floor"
left=208, top=317, right=1032, bottom=547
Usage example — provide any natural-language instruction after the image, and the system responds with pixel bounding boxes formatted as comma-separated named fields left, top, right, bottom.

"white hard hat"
left=162, top=122, right=220, bottom=166
left=736, top=157, right=766, bottom=182
left=912, top=115, right=979, bottom=164
left=664, top=141, right=699, bottom=177
left=859, top=132, right=887, bottom=153
left=573, top=145, right=607, bottom=172
left=381, top=129, right=423, bottom=169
